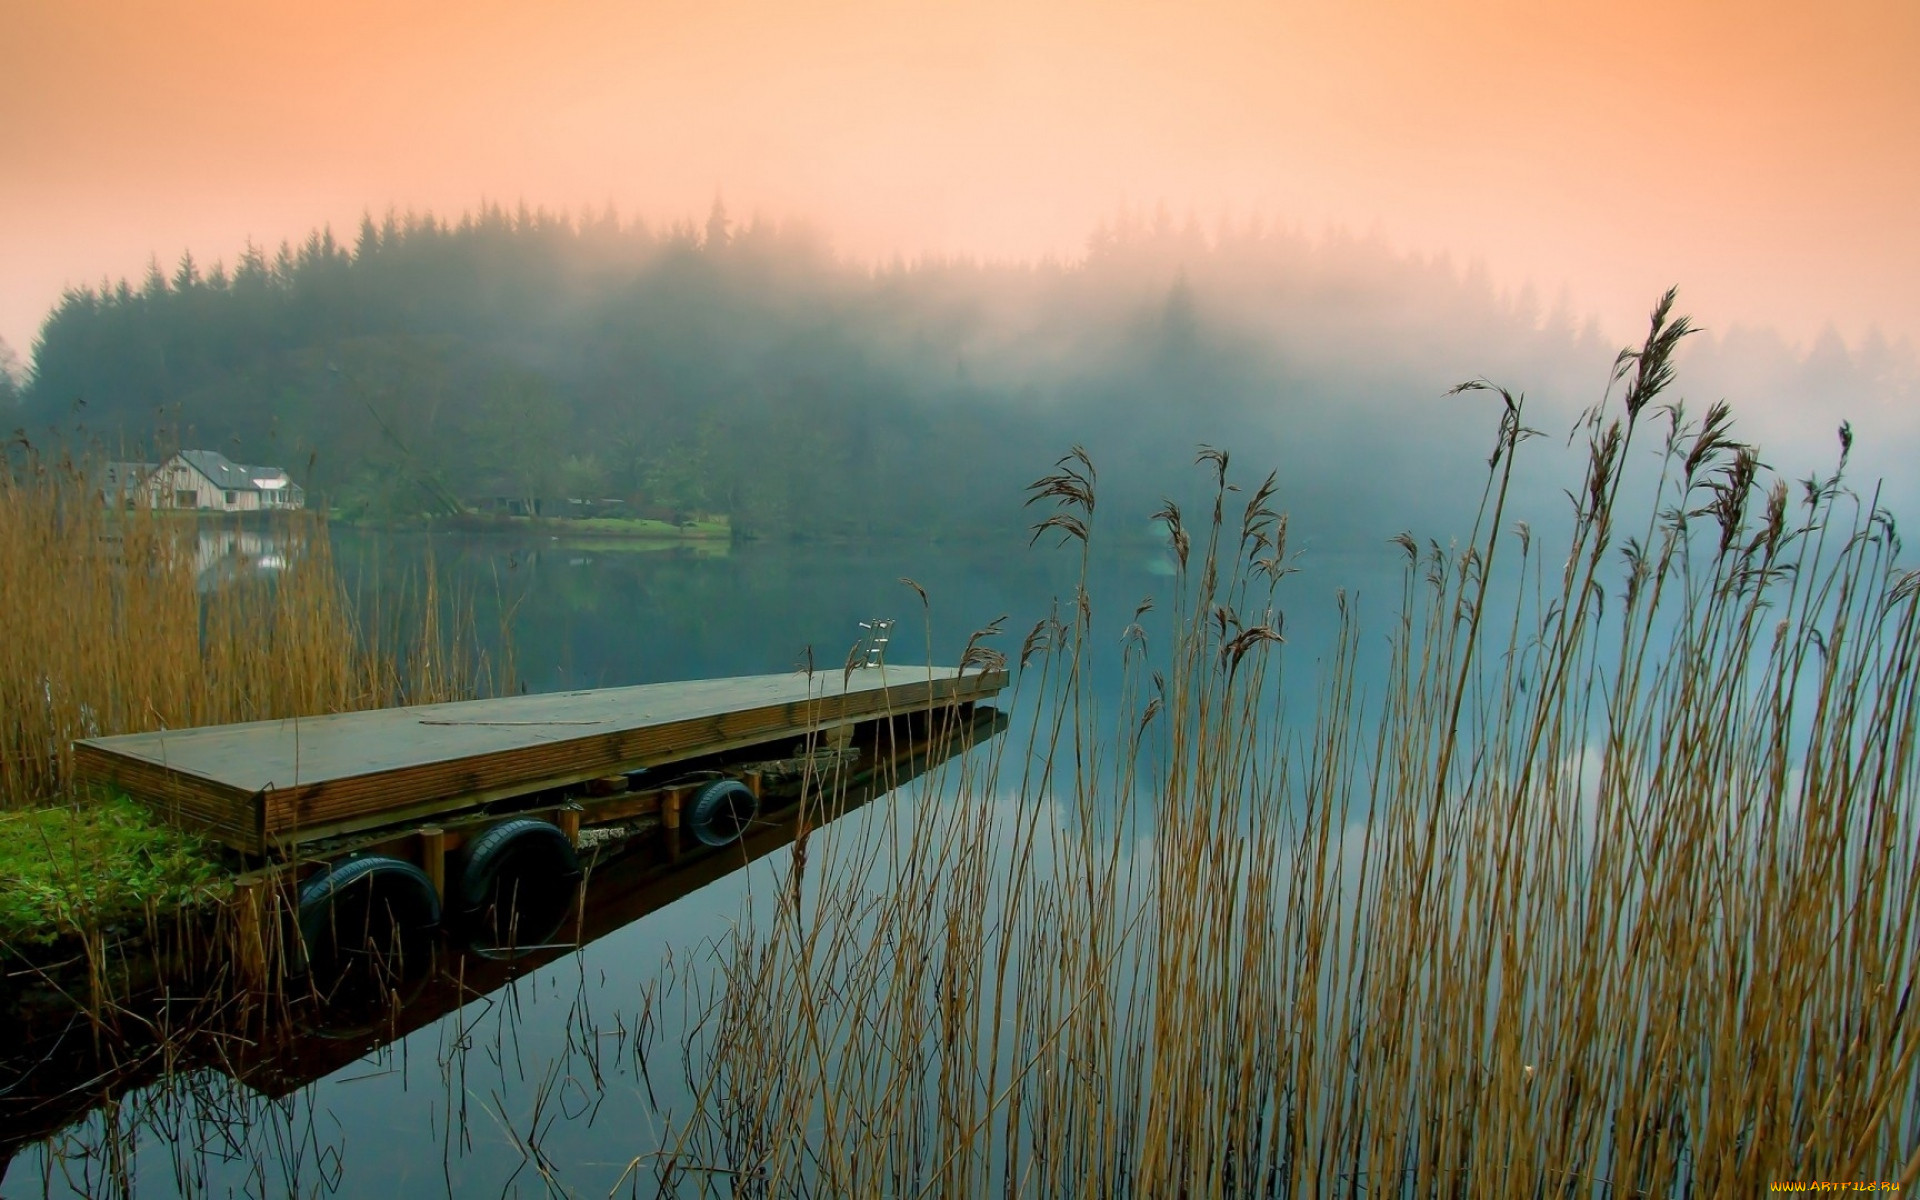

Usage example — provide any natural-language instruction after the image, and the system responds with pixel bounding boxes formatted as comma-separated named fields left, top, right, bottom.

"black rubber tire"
left=455, top=818, right=582, bottom=953
left=295, top=854, right=441, bottom=980
left=688, top=778, right=759, bottom=848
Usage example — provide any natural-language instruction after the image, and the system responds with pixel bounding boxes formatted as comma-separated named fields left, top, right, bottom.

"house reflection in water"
left=193, top=527, right=292, bottom=588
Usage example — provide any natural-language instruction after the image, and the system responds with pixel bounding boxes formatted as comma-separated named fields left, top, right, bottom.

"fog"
left=14, top=205, right=1917, bottom=553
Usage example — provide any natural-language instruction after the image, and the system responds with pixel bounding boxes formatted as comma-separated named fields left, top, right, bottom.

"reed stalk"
left=0, top=448, right=505, bottom=812
left=679, top=296, right=1920, bottom=1195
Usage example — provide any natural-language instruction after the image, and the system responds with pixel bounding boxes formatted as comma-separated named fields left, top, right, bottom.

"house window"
left=224, top=490, right=237, bottom=505
left=175, top=489, right=196, bottom=508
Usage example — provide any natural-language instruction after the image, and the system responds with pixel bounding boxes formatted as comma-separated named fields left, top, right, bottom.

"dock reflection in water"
left=0, top=704, right=1007, bottom=1195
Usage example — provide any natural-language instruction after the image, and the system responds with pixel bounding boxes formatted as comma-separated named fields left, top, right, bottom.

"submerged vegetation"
left=651, top=294, right=1920, bottom=1193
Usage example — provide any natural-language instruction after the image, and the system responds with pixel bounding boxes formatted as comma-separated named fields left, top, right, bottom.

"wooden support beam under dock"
left=73, top=664, right=1007, bottom=855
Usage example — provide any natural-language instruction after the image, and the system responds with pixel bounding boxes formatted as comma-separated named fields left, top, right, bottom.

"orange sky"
left=3, top=0, right=1916, bottom=364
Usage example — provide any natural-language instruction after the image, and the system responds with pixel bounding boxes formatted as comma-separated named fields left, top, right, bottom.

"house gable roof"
left=176, top=450, right=257, bottom=490
left=160, top=450, right=303, bottom=497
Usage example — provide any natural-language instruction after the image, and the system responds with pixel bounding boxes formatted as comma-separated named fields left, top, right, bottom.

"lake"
left=7, top=510, right=1913, bottom=1197
left=0, top=525, right=1410, bottom=1197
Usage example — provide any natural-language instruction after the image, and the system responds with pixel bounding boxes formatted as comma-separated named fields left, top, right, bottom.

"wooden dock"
left=2, top=705, right=1008, bottom=1153
left=73, top=664, right=1007, bottom=855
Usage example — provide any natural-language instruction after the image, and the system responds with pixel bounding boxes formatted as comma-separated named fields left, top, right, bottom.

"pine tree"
left=142, top=256, right=168, bottom=300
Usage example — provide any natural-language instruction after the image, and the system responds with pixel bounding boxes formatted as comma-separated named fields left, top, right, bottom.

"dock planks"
left=73, top=665, right=1007, bottom=855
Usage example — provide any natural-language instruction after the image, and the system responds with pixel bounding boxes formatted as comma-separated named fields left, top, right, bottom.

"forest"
left=13, top=202, right=1915, bottom=542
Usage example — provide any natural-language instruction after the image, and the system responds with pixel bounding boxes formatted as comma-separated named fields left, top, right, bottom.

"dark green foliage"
left=21, top=206, right=1614, bottom=539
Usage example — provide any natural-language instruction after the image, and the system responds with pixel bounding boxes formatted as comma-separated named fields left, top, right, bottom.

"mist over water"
left=0, top=515, right=1397, bottom=1196
left=14, top=209, right=1916, bottom=557
left=7, top=411, right=1913, bottom=1194
left=6, top=202, right=1918, bottom=1193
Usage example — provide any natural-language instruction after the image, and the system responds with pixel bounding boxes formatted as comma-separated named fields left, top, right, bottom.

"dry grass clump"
left=665, top=293, right=1920, bottom=1195
left=0, top=449, right=506, bottom=811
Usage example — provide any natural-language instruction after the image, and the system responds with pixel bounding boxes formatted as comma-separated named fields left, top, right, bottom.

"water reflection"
left=329, top=529, right=1411, bottom=706
left=0, top=705, right=1006, bottom=1196
left=7, top=526, right=1419, bottom=1196
left=190, top=528, right=290, bottom=589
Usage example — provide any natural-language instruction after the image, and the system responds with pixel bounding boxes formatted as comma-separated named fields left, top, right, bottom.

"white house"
left=110, top=450, right=307, bottom=512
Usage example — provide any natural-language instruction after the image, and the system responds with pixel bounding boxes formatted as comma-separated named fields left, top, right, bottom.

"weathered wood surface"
left=72, top=665, right=1006, bottom=854
left=226, top=705, right=1008, bottom=1098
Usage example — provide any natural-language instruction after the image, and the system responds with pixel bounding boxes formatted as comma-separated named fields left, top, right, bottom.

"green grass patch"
left=542, top=516, right=731, bottom=539
left=419, top=511, right=736, bottom=540
left=0, top=793, right=230, bottom=947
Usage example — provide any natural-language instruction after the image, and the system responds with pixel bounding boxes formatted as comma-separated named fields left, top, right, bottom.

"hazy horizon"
left=5, top=0, right=1917, bottom=372
left=16, top=202, right=1917, bottom=555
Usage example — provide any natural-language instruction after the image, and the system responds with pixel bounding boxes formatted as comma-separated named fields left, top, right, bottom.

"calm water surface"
left=1, top=528, right=1409, bottom=1198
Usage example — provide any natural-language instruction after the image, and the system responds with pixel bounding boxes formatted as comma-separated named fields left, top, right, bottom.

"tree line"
left=27, top=201, right=1895, bottom=543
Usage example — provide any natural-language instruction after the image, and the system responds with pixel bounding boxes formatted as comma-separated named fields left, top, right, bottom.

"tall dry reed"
left=0, top=450, right=507, bottom=810
left=665, top=292, right=1919, bottom=1195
